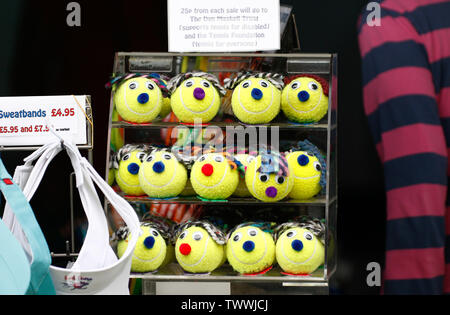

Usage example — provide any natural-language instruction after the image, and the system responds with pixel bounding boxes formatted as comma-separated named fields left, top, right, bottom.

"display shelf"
left=111, top=119, right=330, bottom=131
left=105, top=52, right=338, bottom=295
left=116, top=193, right=329, bottom=206
left=130, top=263, right=327, bottom=283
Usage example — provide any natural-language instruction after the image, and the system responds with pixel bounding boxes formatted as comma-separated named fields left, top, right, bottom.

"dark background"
left=0, top=0, right=385, bottom=294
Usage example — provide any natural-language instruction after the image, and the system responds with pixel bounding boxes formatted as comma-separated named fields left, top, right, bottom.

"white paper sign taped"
left=168, top=0, right=280, bottom=52
left=0, top=95, right=89, bottom=147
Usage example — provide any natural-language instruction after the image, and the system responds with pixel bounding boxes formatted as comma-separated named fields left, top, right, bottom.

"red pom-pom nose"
left=201, top=163, right=214, bottom=176
left=179, top=243, right=191, bottom=256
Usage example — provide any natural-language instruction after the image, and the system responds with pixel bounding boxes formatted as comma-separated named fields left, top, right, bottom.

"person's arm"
left=358, top=8, right=447, bottom=294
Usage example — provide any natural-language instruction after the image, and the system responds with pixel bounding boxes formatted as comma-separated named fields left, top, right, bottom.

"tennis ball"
left=159, top=79, right=172, bottom=118
left=245, top=155, right=293, bottom=202
left=115, top=149, right=147, bottom=196
left=226, top=225, right=275, bottom=274
left=231, top=77, right=281, bottom=124
left=117, top=224, right=168, bottom=273
left=286, top=151, right=322, bottom=200
left=171, top=77, right=221, bottom=123
left=139, top=150, right=187, bottom=198
left=276, top=227, right=324, bottom=275
left=190, top=153, right=239, bottom=200
left=114, top=77, right=162, bottom=123
left=175, top=226, right=224, bottom=273
left=233, top=154, right=255, bottom=197
left=281, top=76, right=328, bottom=123
left=108, top=168, right=115, bottom=186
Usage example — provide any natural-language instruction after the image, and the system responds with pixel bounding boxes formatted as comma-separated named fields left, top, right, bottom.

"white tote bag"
left=3, top=140, right=141, bottom=295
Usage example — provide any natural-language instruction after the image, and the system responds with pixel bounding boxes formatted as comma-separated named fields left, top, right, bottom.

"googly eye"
left=122, top=153, right=130, bottom=161
left=179, top=231, right=187, bottom=240
left=163, top=154, right=172, bottom=160
left=247, top=228, right=258, bottom=237
left=259, top=174, right=269, bottom=183
left=192, top=231, right=203, bottom=241
left=184, top=79, right=194, bottom=88
left=150, top=229, right=159, bottom=237
left=275, top=175, right=285, bottom=185
left=259, top=80, right=269, bottom=88
left=308, top=82, right=319, bottom=91
left=215, top=155, right=224, bottom=163
left=241, top=80, right=252, bottom=89
left=199, top=155, right=207, bottom=162
left=146, top=82, right=155, bottom=90
left=247, top=156, right=255, bottom=164
left=313, top=161, right=322, bottom=172
left=146, top=155, right=154, bottom=162
left=303, top=232, right=313, bottom=241
left=201, top=80, right=211, bottom=88
left=291, top=82, right=300, bottom=90
left=286, top=230, right=297, bottom=238
left=233, top=232, right=242, bottom=242
left=128, top=81, right=138, bottom=90
left=137, top=152, right=147, bottom=161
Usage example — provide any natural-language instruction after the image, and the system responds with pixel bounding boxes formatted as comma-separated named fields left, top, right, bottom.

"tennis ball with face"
left=115, top=149, right=147, bottom=196
left=226, top=225, right=275, bottom=274
left=114, top=77, right=163, bottom=123
left=281, top=75, right=329, bottom=123
left=170, top=77, right=221, bottom=123
left=245, top=155, right=293, bottom=202
left=190, top=153, right=239, bottom=200
left=233, top=154, right=255, bottom=197
left=276, top=227, right=324, bottom=275
left=139, top=150, right=187, bottom=199
left=117, top=224, right=168, bottom=273
left=175, top=226, right=224, bottom=273
left=230, top=77, right=281, bottom=124
left=286, top=151, right=323, bottom=200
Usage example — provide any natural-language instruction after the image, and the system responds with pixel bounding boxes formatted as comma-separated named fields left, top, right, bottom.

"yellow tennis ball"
left=113, top=77, right=163, bottom=123
left=286, top=151, right=322, bottom=199
left=159, top=79, right=172, bottom=118
left=245, top=156, right=293, bottom=202
left=281, top=76, right=328, bottom=123
left=170, top=77, right=221, bottom=123
left=108, top=168, right=115, bottom=186
left=231, top=77, right=281, bottom=124
left=115, top=149, right=147, bottom=196
left=233, top=154, right=255, bottom=197
left=175, top=226, right=224, bottom=273
left=117, top=224, right=167, bottom=273
left=226, top=225, right=275, bottom=274
left=139, top=150, right=187, bottom=198
left=190, top=153, right=239, bottom=200
left=276, top=227, right=324, bottom=275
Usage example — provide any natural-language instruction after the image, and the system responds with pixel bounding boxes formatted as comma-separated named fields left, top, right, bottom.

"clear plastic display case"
left=105, top=52, right=337, bottom=295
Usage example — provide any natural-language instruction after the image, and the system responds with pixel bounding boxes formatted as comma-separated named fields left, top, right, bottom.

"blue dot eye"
left=297, top=154, right=309, bottom=166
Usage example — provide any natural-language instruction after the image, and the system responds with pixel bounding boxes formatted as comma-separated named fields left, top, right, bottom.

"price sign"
left=168, top=0, right=280, bottom=52
left=0, top=95, right=90, bottom=147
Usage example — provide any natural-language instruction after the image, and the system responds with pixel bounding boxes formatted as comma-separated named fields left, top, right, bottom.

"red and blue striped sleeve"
left=358, top=0, right=450, bottom=294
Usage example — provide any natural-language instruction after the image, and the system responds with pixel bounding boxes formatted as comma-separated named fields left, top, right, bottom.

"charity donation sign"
left=168, top=0, right=280, bottom=52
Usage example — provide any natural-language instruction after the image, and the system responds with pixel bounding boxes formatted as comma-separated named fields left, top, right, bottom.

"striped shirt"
left=358, top=0, right=450, bottom=294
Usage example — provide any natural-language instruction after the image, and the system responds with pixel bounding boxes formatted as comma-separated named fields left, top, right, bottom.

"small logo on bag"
left=62, top=274, right=93, bottom=290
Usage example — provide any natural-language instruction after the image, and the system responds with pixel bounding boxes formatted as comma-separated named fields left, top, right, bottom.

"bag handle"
left=0, top=157, right=55, bottom=295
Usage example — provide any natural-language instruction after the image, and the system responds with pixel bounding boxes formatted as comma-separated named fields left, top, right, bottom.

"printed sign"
left=0, top=95, right=90, bottom=147
left=168, top=0, right=280, bottom=52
